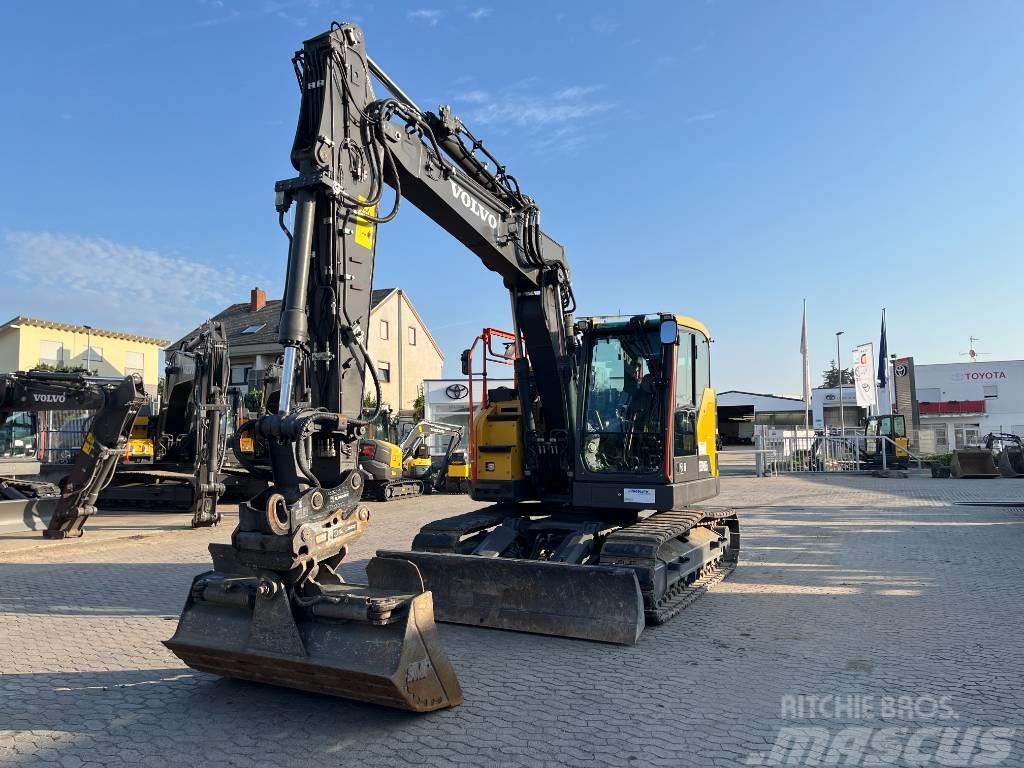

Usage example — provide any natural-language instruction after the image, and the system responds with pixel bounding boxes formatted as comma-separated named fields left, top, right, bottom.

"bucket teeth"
left=164, top=556, right=463, bottom=712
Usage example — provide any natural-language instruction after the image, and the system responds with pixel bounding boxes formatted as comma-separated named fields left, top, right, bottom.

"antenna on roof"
left=959, top=336, right=990, bottom=362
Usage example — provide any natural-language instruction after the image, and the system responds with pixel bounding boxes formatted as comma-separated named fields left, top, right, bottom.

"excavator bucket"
left=998, top=448, right=1024, bottom=478
left=376, top=550, right=645, bottom=645
left=164, top=553, right=463, bottom=712
left=951, top=449, right=1000, bottom=479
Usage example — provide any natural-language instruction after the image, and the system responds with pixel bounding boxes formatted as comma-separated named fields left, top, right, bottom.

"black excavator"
left=0, top=371, right=147, bottom=537
left=165, top=21, right=737, bottom=711
left=104, top=321, right=235, bottom=526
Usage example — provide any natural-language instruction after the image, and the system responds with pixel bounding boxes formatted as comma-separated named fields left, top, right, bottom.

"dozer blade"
left=377, top=550, right=645, bottom=645
left=164, top=556, right=463, bottom=712
left=0, top=496, right=57, bottom=533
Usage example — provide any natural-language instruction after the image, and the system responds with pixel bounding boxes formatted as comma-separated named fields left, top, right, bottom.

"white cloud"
left=407, top=9, right=442, bottom=25
left=554, top=85, right=603, bottom=100
left=684, top=110, right=721, bottom=124
left=452, top=84, right=614, bottom=154
left=456, top=90, right=490, bottom=104
left=468, top=96, right=613, bottom=128
left=468, top=7, right=491, bottom=21
left=0, top=232, right=273, bottom=341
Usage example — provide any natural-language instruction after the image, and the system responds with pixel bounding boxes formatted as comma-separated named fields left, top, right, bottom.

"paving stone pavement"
left=2, top=473, right=1024, bottom=767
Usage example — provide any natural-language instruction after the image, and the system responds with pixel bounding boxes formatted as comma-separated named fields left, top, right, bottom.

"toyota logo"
left=894, top=364, right=908, bottom=377
left=446, top=383, right=469, bottom=399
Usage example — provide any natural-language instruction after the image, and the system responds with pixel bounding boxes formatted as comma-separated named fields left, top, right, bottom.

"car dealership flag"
left=853, top=342, right=877, bottom=408
left=800, top=300, right=811, bottom=419
left=877, top=309, right=888, bottom=388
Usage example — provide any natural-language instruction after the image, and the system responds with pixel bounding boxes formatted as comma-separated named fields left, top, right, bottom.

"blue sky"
left=1, top=1, right=1022, bottom=393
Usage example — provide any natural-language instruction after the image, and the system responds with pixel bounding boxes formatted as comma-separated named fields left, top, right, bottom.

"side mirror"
left=659, top=318, right=678, bottom=345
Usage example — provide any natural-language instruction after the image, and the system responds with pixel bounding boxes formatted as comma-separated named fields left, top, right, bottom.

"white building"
left=811, top=386, right=893, bottom=431
left=422, top=377, right=514, bottom=452
left=914, top=360, right=1024, bottom=450
left=717, top=391, right=808, bottom=444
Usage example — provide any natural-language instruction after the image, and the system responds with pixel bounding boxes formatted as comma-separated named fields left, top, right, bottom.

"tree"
left=31, top=363, right=94, bottom=375
left=821, top=360, right=853, bottom=387
left=413, top=385, right=425, bottom=422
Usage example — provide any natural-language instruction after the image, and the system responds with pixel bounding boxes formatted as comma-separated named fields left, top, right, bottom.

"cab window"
left=674, top=332, right=697, bottom=456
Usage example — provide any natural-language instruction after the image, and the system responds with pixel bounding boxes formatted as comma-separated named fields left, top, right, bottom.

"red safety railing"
left=463, top=328, right=519, bottom=484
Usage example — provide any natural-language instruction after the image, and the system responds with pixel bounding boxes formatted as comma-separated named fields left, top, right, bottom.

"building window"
left=408, top=326, right=416, bottom=345
left=380, top=320, right=389, bottom=340
left=241, top=324, right=265, bottom=335
left=377, top=361, right=391, bottom=383
left=38, top=340, right=64, bottom=367
left=230, top=365, right=251, bottom=386
left=983, top=385, right=998, bottom=399
left=954, top=423, right=981, bottom=449
left=124, top=351, right=144, bottom=378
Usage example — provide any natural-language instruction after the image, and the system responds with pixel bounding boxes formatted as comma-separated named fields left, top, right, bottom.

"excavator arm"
left=157, top=321, right=231, bottom=527
left=0, top=372, right=147, bottom=538
left=269, top=23, right=578, bottom=506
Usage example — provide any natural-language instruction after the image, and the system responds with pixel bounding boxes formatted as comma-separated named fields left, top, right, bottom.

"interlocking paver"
left=2, top=472, right=1024, bottom=766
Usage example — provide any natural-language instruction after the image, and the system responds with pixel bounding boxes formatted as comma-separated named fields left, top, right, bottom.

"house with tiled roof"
left=171, top=287, right=443, bottom=412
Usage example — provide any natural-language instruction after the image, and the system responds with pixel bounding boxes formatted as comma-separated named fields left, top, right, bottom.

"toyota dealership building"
left=911, top=359, right=1024, bottom=451
left=810, top=358, right=1024, bottom=451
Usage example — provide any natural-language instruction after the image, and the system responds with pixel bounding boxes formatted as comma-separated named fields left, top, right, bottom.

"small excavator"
left=0, top=371, right=147, bottom=537
left=165, top=21, right=736, bottom=711
left=359, top=420, right=463, bottom=500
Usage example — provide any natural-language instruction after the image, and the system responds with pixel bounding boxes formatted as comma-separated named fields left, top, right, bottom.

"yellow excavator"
left=165, top=21, right=736, bottom=712
left=359, top=420, right=464, bottom=500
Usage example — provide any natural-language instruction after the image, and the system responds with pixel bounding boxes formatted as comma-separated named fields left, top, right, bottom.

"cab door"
left=671, top=329, right=713, bottom=482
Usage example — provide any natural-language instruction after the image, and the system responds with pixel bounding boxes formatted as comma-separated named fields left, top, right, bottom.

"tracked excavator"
left=104, top=321, right=232, bottom=526
left=359, top=420, right=464, bottom=500
left=0, top=371, right=147, bottom=537
left=165, top=21, right=736, bottom=711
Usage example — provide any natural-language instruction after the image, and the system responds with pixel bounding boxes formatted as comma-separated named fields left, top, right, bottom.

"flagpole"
left=886, top=314, right=895, bottom=414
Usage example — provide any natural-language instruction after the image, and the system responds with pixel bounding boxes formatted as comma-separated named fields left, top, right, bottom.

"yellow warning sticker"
left=355, top=195, right=376, bottom=250
left=82, top=432, right=95, bottom=456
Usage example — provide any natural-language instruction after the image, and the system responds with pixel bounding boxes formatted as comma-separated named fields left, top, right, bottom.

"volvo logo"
left=445, top=383, right=469, bottom=400
left=32, top=393, right=66, bottom=403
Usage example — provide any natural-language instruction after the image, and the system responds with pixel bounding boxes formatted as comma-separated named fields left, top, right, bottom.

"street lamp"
left=835, top=331, right=845, bottom=435
left=83, top=325, right=93, bottom=375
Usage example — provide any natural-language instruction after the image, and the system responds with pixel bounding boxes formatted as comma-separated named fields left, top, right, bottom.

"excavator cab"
left=387, top=315, right=738, bottom=646
left=862, top=414, right=909, bottom=470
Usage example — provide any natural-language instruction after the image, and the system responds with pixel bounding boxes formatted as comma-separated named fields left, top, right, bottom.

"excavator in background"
left=988, top=432, right=1024, bottom=478
left=951, top=432, right=1024, bottom=479
left=165, top=21, right=735, bottom=711
left=105, top=322, right=232, bottom=526
left=860, top=413, right=909, bottom=470
left=359, top=420, right=464, bottom=500
left=0, top=371, right=147, bottom=537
